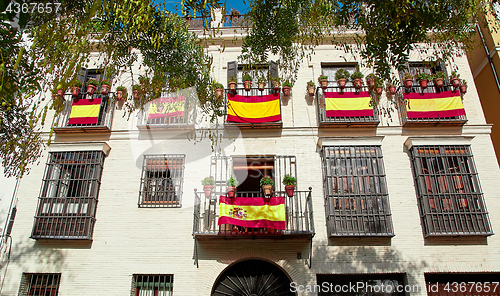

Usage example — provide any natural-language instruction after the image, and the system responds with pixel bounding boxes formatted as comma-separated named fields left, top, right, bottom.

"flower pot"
left=285, top=185, right=295, bottom=197
left=451, top=77, right=460, bottom=88
left=375, top=86, right=383, bottom=95
left=283, top=86, right=291, bottom=96
left=272, top=81, right=280, bottom=92
left=203, top=185, right=214, bottom=198
left=87, top=85, right=97, bottom=96
left=419, top=79, right=428, bottom=89
left=52, top=93, right=64, bottom=102
left=258, top=82, right=265, bottom=91
left=101, top=84, right=110, bottom=96
left=320, top=79, right=328, bottom=90
left=404, top=78, right=413, bottom=88
left=243, top=80, right=252, bottom=92
left=116, top=90, right=124, bottom=100
left=57, top=89, right=65, bottom=97
left=434, top=78, right=444, bottom=88
left=133, top=89, right=139, bottom=100
left=388, top=85, right=396, bottom=95
left=353, top=78, right=362, bottom=89
left=262, top=185, right=273, bottom=196
left=337, top=78, right=347, bottom=89
left=228, top=81, right=237, bottom=93
left=366, top=78, right=375, bottom=89
left=71, top=86, right=81, bottom=97
left=307, top=86, right=315, bottom=97
left=215, top=88, right=224, bottom=102
left=460, top=85, right=467, bottom=94
left=226, top=186, right=236, bottom=198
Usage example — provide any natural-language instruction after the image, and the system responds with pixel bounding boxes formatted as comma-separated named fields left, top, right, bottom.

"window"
left=19, top=273, right=61, bottom=296
left=409, top=145, right=493, bottom=236
left=400, top=61, right=448, bottom=92
left=138, top=155, right=185, bottom=207
left=321, top=64, right=357, bottom=88
left=227, top=61, right=277, bottom=89
left=322, top=146, right=394, bottom=236
left=317, top=273, right=407, bottom=296
left=132, top=274, right=173, bottom=296
left=31, top=151, right=105, bottom=239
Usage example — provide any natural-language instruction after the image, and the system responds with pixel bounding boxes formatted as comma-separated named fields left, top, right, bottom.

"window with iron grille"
left=409, top=145, right=493, bottom=236
left=321, top=64, right=357, bottom=88
left=131, top=274, right=173, bottom=296
left=18, top=273, right=61, bottom=296
left=322, top=146, right=394, bottom=236
left=138, top=155, right=185, bottom=207
left=31, top=151, right=105, bottom=240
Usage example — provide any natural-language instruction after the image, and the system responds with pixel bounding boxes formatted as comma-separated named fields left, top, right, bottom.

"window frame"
left=19, top=273, right=61, bottom=296
left=132, top=274, right=173, bottom=296
left=321, top=63, right=358, bottom=88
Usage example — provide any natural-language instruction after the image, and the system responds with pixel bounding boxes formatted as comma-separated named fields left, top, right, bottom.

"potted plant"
left=374, top=77, right=384, bottom=95
left=242, top=73, right=252, bottom=91
left=282, top=174, right=296, bottom=197
left=86, top=78, right=99, bottom=95
left=307, top=80, right=316, bottom=97
left=318, top=75, right=328, bottom=90
left=51, top=89, right=65, bottom=112
left=214, top=82, right=224, bottom=102
left=335, top=69, right=350, bottom=89
left=100, top=79, right=111, bottom=95
left=271, top=77, right=281, bottom=91
left=415, top=72, right=431, bottom=89
left=115, top=86, right=127, bottom=101
left=351, top=70, right=364, bottom=89
left=132, top=84, right=141, bottom=100
left=70, top=80, right=82, bottom=97
left=257, top=76, right=266, bottom=91
left=366, top=73, right=376, bottom=89
left=228, top=75, right=237, bottom=93
left=260, top=175, right=274, bottom=197
left=202, top=176, right=215, bottom=198
left=282, top=80, right=292, bottom=96
left=450, top=71, right=460, bottom=88
left=459, top=79, right=467, bottom=94
left=403, top=73, right=413, bottom=88
left=432, top=71, right=446, bottom=88
left=226, top=177, right=239, bottom=198
left=386, top=83, right=397, bottom=95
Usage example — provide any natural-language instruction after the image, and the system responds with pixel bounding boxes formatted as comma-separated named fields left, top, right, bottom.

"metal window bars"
left=410, top=145, right=493, bottom=236
left=138, top=155, right=185, bottom=208
left=31, top=151, right=105, bottom=240
left=132, top=274, right=173, bottom=296
left=322, top=146, right=394, bottom=236
left=137, top=95, right=195, bottom=129
left=19, top=273, right=61, bottom=296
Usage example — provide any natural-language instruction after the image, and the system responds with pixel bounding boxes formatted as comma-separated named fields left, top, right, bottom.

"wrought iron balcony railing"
left=186, top=14, right=252, bottom=29
left=317, top=85, right=380, bottom=128
left=136, top=97, right=195, bottom=130
left=193, top=188, right=315, bottom=239
left=53, top=93, right=115, bottom=133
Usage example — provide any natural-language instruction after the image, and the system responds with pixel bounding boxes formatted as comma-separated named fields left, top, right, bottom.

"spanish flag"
left=227, top=93, right=281, bottom=123
left=218, top=196, right=285, bottom=230
left=148, top=96, right=185, bottom=119
left=404, top=90, right=465, bottom=118
left=67, top=98, right=102, bottom=125
left=325, top=91, right=374, bottom=117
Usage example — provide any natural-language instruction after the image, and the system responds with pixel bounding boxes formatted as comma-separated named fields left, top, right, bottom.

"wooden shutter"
left=227, top=61, right=238, bottom=86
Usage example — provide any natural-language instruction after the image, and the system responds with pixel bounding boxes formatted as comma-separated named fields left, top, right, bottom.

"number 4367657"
left=5, top=2, right=61, bottom=14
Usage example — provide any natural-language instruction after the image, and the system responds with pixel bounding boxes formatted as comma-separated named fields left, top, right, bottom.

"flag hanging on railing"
left=227, top=93, right=281, bottom=123
left=67, top=98, right=102, bottom=125
left=148, top=96, right=185, bottom=119
left=404, top=90, right=465, bottom=118
left=218, top=196, right=286, bottom=230
left=325, top=91, right=374, bottom=117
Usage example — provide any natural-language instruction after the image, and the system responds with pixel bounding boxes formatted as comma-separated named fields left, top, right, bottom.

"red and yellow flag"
left=404, top=90, right=465, bottom=118
left=227, top=93, right=281, bottom=123
left=148, top=96, right=185, bottom=119
left=218, top=196, right=285, bottom=229
left=67, top=98, right=102, bottom=125
left=325, top=91, right=374, bottom=117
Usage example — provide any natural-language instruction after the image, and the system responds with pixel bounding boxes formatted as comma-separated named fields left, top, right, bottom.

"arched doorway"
left=212, top=259, right=295, bottom=296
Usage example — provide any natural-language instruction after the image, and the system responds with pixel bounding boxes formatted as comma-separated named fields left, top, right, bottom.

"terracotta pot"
left=337, top=78, right=347, bottom=89
left=283, top=86, right=291, bottom=96
left=460, top=85, right=467, bottom=94
left=57, top=89, right=65, bottom=97
left=451, top=77, right=460, bottom=88
left=101, top=84, right=110, bottom=95
left=116, top=90, right=124, bottom=100
left=375, top=86, right=383, bottom=95
left=226, top=186, right=236, bottom=198
left=228, top=81, right=237, bottom=92
left=366, top=78, right=375, bottom=89
left=353, top=78, right=362, bottom=89
left=133, top=89, right=139, bottom=99
left=434, top=78, right=444, bottom=88
left=307, top=86, right=315, bottom=97
left=71, top=86, right=81, bottom=97
left=320, top=79, right=328, bottom=90
left=243, top=80, right=252, bottom=92
left=258, top=82, right=265, bottom=91
left=203, top=185, right=214, bottom=198
left=285, top=185, right=295, bottom=197
left=87, top=84, right=97, bottom=96
left=388, top=85, right=396, bottom=95
left=419, top=79, right=428, bottom=89
left=262, top=185, right=273, bottom=196
left=404, top=78, right=413, bottom=88
left=215, top=88, right=223, bottom=102
left=272, top=81, right=280, bottom=91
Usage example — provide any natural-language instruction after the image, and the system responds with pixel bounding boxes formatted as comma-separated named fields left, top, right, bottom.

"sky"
left=156, top=0, right=250, bottom=15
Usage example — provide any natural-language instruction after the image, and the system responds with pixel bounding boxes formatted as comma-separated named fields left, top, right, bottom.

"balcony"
left=137, top=96, right=194, bottom=130
left=398, top=84, right=467, bottom=126
left=53, top=93, right=115, bottom=133
left=186, top=14, right=252, bottom=29
left=193, top=188, right=315, bottom=240
left=317, top=85, right=380, bottom=128
left=224, top=88, right=283, bottom=129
